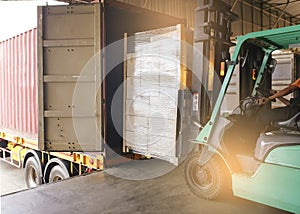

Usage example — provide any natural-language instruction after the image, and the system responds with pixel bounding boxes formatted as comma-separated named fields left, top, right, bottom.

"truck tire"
left=49, top=165, right=70, bottom=183
left=0, top=140, right=8, bottom=158
left=25, top=156, right=43, bottom=188
left=185, top=152, right=226, bottom=200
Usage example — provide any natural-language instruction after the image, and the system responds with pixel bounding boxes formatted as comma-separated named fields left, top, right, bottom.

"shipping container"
left=38, top=1, right=184, bottom=154
left=0, top=1, right=187, bottom=188
left=0, top=28, right=38, bottom=141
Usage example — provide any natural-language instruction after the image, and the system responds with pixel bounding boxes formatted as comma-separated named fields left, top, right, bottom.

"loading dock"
left=1, top=161, right=289, bottom=214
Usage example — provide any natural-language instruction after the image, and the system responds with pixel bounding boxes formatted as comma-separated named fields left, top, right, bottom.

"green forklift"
left=185, top=24, right=300, bottom=213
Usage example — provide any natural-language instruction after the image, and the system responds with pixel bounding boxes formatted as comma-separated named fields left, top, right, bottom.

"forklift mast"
left=193, top=0, right=238, bottom=125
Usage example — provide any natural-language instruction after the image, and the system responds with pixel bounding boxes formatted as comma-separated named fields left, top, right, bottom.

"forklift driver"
left=257, top=77, right=300, bottom=126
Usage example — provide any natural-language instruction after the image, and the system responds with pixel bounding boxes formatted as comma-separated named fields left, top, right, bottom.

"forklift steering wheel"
left=231, top=96, right=261, bottom=119
left=255, top=87, right=270, bottom=97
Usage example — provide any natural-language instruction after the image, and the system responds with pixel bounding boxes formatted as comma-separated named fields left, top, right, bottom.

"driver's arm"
left=269, top=89, right=290, bottom=105
left=267, top=82, right=299, bottom=101
left=277, top=96, right=290, bottom=106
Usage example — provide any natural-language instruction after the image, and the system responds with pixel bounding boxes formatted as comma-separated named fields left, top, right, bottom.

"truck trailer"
left=0, top=1, right=193, bottom=188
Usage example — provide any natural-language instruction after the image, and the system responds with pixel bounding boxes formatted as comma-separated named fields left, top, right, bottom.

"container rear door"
left=38, top=4, right=102, bottom=151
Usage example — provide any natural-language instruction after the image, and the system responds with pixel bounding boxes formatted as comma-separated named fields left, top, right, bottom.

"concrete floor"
left=1, top=159, right=290, bottom=214
left=0, top=161, right=27, bottom=196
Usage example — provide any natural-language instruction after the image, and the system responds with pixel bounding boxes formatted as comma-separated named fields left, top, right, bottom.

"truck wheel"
left=49, top=165, right=70, bottom=183
left=25, top=157, right=42, bottom=188
left=0, top=140, right=8, bottom=158
left=185, top=153, right=225, bottom=200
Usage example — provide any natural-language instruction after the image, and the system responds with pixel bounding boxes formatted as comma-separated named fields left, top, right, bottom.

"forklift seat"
left=254, top=112, right=300, bottom=161
left=272, top=111, right=300, bottom=130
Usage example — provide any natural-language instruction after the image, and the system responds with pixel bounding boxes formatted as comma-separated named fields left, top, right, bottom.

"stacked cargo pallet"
left=124, top=24, right=192, bottom=165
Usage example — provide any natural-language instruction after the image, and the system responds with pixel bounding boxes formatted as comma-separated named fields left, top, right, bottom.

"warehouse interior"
left=1, top=0, right=300, bottom=213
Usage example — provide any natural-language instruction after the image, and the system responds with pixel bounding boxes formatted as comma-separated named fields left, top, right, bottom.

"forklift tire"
left=48, top=165, right=70, bottom=183
left=25, top=157, right=43, bottom=188
left=185, top=152, right=227, bottom=200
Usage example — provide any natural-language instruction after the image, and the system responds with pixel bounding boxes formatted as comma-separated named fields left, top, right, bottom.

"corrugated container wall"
left=116, top=0, right=295, bottom=36
left=0, top=28, right=38, bottom=140
left=116, top=0, right=197, bottom=30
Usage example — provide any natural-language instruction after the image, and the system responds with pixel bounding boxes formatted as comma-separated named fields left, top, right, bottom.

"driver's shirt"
left=291, top=78, right=300, bottom=88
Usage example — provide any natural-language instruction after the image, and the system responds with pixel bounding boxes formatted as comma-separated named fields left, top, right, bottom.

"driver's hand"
left=269, top=89, right=277, bottom=95
left=256, top=97, right=270, bottom=105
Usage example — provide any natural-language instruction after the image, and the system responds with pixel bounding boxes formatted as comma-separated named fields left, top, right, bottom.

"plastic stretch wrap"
left=124, top=25, right=190, bottom=164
